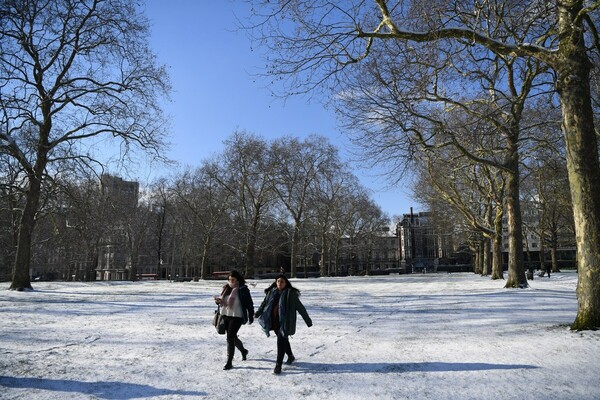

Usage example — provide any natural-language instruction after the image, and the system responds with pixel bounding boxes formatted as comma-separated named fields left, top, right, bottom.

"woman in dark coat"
left=254, top=274, right=312, bottom=374
left=214, top=270, right=254, bottom=370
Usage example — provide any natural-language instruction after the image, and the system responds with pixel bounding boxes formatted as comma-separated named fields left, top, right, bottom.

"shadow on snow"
left=279, top=361, right=539, bottom=374
left=0, top=376, right=207, bottom=399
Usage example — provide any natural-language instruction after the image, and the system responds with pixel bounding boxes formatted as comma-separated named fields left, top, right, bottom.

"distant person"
left=545, top=263, right=551, bottom=278
left=254, top=274, right=312, bottom=374
left=214, top=270, right=254, bottom=370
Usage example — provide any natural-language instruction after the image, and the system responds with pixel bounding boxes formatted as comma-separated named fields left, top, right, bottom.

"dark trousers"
left=224, top=316, right=244, bottom=363
left=276, top=331, right=293, bottom=365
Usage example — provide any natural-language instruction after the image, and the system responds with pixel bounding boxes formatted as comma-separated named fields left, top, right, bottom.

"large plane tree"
left=249, top=0, right=600, bottom=330
left=0, top=0, right=170, bottom=290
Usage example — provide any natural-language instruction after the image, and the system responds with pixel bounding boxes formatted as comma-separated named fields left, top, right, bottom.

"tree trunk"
left=320, top=230, right=327, bottom=277
left=89, top=247, right=99, bottom=281
left=539, top=235, right=546, bottom=275
left=245, top=237, right=256, bottom=278
left=504, top=144, right=527, bottom=288
left=129, top=255, right=138, bottom=281
left=349, top=240, right=356, bottom=276
left=550, top=245, right=559, bottom=272
left=334, top=238, right=341, bottom=276
left=491, top=234, right=503, bottom=280
left=556, top=1, right=600, bottom=330
left=491, top=206, right=504, bottom=280
left=482, top=237, right=490, bottom=276
left=290, top=222, right=300, bottom=278
left=290, top=219, right=306, bottom=278
left=550, top=235, right=559, bottom=273
left=10, top=174, right=42, bottom=291
left=473, top=243, right=482, bottom=274
left=560, top=73, right=600, bottom=324
left=200, top=238, right=210, bottom=280
left=128, top=235, right=138, bottom=281
left=244, top=213, right=260, bottom=278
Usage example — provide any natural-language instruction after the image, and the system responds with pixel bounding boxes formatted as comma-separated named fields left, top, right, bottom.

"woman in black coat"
left=255, top=274, right=312, bottom=374
left=214, top=270, right=254, bottom=370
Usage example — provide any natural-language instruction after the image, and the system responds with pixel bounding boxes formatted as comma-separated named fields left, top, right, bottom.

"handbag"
left=213, top=307, right=226, bottom=335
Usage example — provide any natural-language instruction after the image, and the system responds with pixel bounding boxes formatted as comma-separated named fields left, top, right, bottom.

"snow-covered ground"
left=1, top=271, right=599, bottom=400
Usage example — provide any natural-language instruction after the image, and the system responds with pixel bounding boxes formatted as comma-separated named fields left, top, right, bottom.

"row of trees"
left=163, top=132, right=388, bottom=279
left=412, top=140, right=575, bottom=278
left=246, top=0, right=600, bottom=329
left=0, top=132, right=389, bottom=282
left=1, top=0, right=598, bottom=331
left=5, top=120, right=575, bottom=284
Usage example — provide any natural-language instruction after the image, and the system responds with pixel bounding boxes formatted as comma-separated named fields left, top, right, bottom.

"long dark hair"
left=229, top=270, right=246, bottom=286
left=265, top=274, right=300, bottom=294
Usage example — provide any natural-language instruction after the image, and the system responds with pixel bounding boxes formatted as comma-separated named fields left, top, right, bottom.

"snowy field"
left=1, top=271, right=599, bottom=400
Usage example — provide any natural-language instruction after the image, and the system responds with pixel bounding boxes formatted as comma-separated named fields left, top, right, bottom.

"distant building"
left=367, top=228, right=400, bottom=274
left=101, top=174, right=139, bottom=209
left=396, top=208, right=455, bottom=273
left=333, top=226, right=399, bottom=276
left=96, top=174, right=139, bottom=281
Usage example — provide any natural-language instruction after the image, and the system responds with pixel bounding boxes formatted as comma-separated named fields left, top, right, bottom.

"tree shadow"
left=0, top=376, right=207, bottom=399
left=281, top=361, right=539, bottom=374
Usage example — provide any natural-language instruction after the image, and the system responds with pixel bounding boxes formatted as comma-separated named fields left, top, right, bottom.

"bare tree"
left=172, top=164, right=232, bottom=279
left=148, top=178, right=174, bottom=280
left=328, top=185, right=381, bottom=276
left=259, top=2, right=553, bottom=288
left=414, top=147, right=506, bottom=279
left=0, top=156, right=22, bottom=281
left=310, top=168, right=357, bottom=277
left=122, top=200, right=154, bottom=281
left=248, top=0, right=600, bottom=329
left=270, top=134, right=340, bottom=277
left=522, top=149, right=575, bottom=273
left=60, top=173, right=111, bottom=281
left=217, top=131, right=276, bottom=278
left=0, top=0, right=170, bottom=290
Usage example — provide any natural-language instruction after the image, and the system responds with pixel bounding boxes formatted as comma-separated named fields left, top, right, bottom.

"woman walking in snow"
left=214, top=270, right=254, bottom=370
left=254, top=274, right=312, bottom=374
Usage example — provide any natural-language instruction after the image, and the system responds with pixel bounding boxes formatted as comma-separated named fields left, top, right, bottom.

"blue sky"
left=141, top=0, right=417, bottom=218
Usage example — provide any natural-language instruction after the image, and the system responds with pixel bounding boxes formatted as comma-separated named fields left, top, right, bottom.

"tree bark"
left=10, top=172, right=42, bottom=290
left=244, top=212, right=260, bottom=278
left=200, top=237, right=210, bottom=280
left=290, top=221, right=300, bottom=278
left=550, top=236, right=558, bottom=273
left=482, top=238, right=490, bottom=276
left=504, top=140, right=527, bottom=288
left=559, top=70, right=600, bottom=327
left=320, top=230, right=327, bottom=277
left=491, top=234, right=504, bottom=280
left=555, top=2, right=600, bottom=330
left=473, top=243, right=482, bottom=275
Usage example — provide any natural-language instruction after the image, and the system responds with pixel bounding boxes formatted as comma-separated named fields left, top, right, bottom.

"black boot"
left=285, top=355, right=295, bottom=365
left=224, top=349, right=233, bottom=370
left=235, top=337, right=248, bottom=361
left=273, top=363, right=282, bottom=374
left=225, top=335, right=234, bottom=370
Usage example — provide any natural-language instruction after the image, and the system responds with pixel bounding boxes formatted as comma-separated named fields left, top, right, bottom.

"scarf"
left=259, top=288, right=289, bottom=337
left=278, top=289, right=288, bottom=337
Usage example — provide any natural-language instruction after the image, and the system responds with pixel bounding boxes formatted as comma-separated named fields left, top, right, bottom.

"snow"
left=1, top=271, right=599, bottom=400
